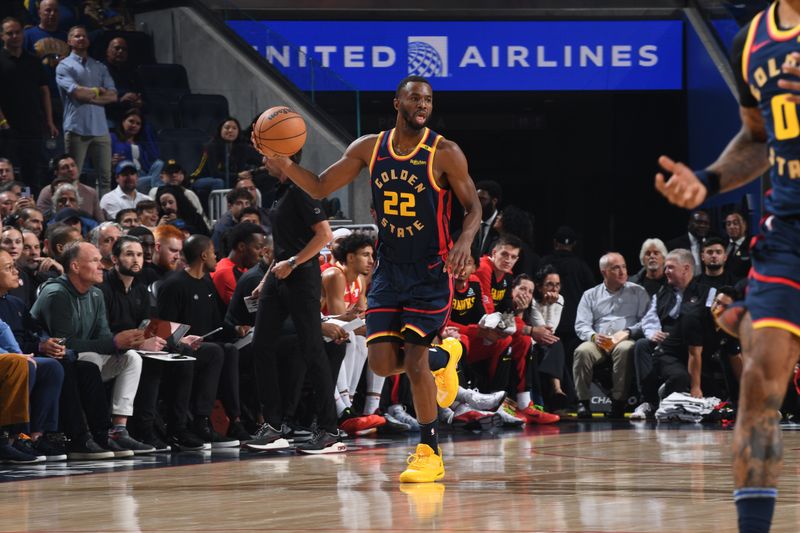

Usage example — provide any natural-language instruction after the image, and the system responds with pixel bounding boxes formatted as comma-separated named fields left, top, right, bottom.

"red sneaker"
left=517, top=402, right=560, bottom=424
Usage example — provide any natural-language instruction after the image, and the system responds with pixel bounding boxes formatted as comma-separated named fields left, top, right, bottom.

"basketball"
left=252, top=106, right=307, bottom=157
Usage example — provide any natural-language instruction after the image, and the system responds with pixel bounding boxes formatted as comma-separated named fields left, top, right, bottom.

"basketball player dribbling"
left=257, top=75, right=482, bottom=482
left=655, top=2, right=800, bottom=530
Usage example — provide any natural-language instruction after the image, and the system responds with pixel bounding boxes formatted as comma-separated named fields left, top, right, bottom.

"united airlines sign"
left=228, top=20, right=683, bottom=91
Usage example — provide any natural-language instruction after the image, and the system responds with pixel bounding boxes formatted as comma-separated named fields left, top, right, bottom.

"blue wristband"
left=694, top=169, right=721, bottom=197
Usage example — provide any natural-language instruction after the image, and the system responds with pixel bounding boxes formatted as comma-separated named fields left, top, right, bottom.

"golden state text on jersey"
left=741, top=2, right=800, bottom=216
left=369, top=128, right=453, bottom=262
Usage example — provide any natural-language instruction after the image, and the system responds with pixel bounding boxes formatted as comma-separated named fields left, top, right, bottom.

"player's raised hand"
left=655, top=155, right=707, bottom=209
left=778, top=52, right=800, bottom=102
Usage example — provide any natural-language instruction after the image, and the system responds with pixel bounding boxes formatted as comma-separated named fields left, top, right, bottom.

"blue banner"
left=228, top=20, right=683, bottom=91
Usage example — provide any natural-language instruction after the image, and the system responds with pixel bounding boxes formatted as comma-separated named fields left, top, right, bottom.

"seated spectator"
left=0, top=190, right=18, bottom=219
left=0, top=250, right=66, bottom=460
left=100, top=160, right=150, bottom=220
left=89, top=221, right=123, bottom=270
left=1, top=226, right=37, bottom=305
left=102, top=36, right=142, bottom=122
left=528, top=264, right=572, bottom=409
left=55, top=25, right=117, bottom=194
left=19, top=228, right=63, bottom=288
left=115, top=208, right=138, bottom=229
left=629, top=238, right=669, bottom=297
left=192, top=117, right=262, bottom=194
left=155, top=185, right=209, bottom=236
left=238, top=206, right=263, bottom=227
left=233, top=176, right=270, bottom=223
left=0, top=158, right=15, bottom=184
left=225, top=233, right=273, bottom=331
left=707, top=285, right=744, bottom=408
left=140, top=224, right=183, bottom=284
left=147, top=161, right=205, bottom=217
left=1, top=17, right=58, bottom=188
left=50, top=206, right=97, bottom=237
left=31, top=241, right=156, bottom=455
left=37, top=153, right=103, bottom=220
left=42, top=221, right=82, bottom=261
left=18, top=207, right=46, bottom=240
left=573, top=252, right=650, bottom=419
left=698, top=236, right=740, bottom=289
left=491, top=205, right=540, bottom=278
left=631, top=249, right=711, bottom=419
left=135, top=199, right=158, bottom=228
left=110, top=110, right=162, bottom=192
left=0, top=353, right=39, bottom=463
left=98, top=235, right=205, bottom=452
left=211, top=188, right=254, bottom=254
left=157, top=234, right=249, bottom=445
left=127, top=225, right=155, bottom=266
left=666, top=210, right=712, bottom=275
left=210, top=222, right=267, bottom=306
left=723, top=211, right=751, bottom=280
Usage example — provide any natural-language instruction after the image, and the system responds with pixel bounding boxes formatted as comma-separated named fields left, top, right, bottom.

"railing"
left=215, top=0, right=362, bottom=138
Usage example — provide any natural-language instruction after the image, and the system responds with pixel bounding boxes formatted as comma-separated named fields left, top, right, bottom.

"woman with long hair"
left=154, top=185, right=209, bottom=236
left=110, top=108, right=164, bottom=192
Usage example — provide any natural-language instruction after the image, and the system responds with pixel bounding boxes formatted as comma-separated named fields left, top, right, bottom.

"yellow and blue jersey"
left=737, top=2, right=800, bottom=217
left=369, top=127, right=452, bottom=263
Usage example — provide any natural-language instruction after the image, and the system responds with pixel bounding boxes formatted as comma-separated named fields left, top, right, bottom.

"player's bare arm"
left=655, top=106, right=768, bottom=209
left=265, top=135, right=378, bottom=200
left=321, top=268, right=348, bottom=316
left=434, top=139, right=482, bottom=275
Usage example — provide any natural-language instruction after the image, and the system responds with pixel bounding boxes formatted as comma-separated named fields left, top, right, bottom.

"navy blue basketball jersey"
left=740, top=3, right=800, bottom=216
left=369, top=128, right=452, bottom=263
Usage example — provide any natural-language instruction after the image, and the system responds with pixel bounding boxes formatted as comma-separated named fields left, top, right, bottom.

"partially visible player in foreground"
left=257, top=75, right=482, bottom=482
left=655, top=2, right=800, bottom=530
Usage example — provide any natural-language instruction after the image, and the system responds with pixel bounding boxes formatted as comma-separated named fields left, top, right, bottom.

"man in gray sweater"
left=32, top=241, right=162, bottom=455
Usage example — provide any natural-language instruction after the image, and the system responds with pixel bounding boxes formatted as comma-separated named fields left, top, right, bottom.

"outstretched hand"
left=654, top=156, right=708, bottom=209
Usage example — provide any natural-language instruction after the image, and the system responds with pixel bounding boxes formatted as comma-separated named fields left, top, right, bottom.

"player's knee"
left=368, top=357, right=393, bottom=377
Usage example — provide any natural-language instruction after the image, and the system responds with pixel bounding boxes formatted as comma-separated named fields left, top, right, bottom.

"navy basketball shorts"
left=366, top=256, right=453, bottom=346
left=745, top=215, right=800, bottom=338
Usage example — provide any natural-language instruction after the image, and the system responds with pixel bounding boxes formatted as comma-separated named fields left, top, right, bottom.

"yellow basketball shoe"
left=399, top=443, right=444, bottom=483
left=432, top=337, right=462, bottom=408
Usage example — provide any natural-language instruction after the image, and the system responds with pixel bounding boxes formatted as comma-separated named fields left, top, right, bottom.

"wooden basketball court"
left=1, top=422, right=798, bottom=532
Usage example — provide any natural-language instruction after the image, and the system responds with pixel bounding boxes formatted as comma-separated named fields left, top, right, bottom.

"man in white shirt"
left=100, top=161, right=149, bottom=220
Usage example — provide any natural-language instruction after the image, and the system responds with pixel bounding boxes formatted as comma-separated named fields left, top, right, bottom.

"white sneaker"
left=458, top=388, right=506, bottom=411
left=381, top=412, right=412, bottom=432
left=387, top=404, right=421, bottom=431
left=630, top=402, right=653, bottom=420
left=438, top=406, right=455, bottom=425
left=495, top=400, right=526, bottom=427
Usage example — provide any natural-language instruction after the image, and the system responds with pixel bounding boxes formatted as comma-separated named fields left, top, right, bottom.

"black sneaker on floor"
left=1, top=441, right=43, bottom=464
left=295, top=429, right=346, bottom=455
left=193, top=416, right=239, bottom=448
left=576, top=401, right=593, bottom=420
left=226, top=420, right=252, bottom=443
left=168, top=429, right=208, bottom=452
left=137, top=428, right=171, bottom=453
left=33, top=433, right=68, bottom=461
left=94, top=433, right=134, bottom=458
left=13, top=434, right=46, bottom=462
left=246, top=423, right=291, bottom=451
left=283, top=422, right=313, bottom=443
left=66, top=434, right=114, bottom=460
left=109, top=428, right=156, bottom=455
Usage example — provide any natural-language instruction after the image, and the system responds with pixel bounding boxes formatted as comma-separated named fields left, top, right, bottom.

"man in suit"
left=473, top=180, right=502, bottom=255
left=666, top=210, right=711, bottom=275
left=723, top=211, right=751, bottom=280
